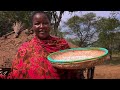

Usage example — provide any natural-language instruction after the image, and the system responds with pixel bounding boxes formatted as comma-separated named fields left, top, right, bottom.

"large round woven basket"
left=47, top=47, right=108, bottom=69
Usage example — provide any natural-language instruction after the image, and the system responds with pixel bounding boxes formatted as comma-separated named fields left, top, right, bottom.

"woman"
left=1, top=11, right=85, bottom=79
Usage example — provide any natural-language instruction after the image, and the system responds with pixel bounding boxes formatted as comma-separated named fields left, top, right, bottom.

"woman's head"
left=31, top=11, right=51, bottom=40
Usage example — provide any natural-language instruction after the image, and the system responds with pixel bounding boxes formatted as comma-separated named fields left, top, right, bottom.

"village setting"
left=0, top=11, right=120, bottom=79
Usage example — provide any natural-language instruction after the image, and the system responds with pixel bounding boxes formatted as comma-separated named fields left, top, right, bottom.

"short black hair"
left=31, top=11, right=51, bottom=22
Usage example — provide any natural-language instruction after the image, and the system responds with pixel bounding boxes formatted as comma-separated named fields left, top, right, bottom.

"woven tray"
left=47, top=47, right=108, bottom=69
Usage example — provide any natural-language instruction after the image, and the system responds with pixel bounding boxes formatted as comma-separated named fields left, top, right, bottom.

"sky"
left=61, top=11, right=111, bottom=23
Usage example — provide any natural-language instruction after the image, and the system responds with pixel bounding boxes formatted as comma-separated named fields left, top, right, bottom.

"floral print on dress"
left=0, top=35, right=83, bottom=79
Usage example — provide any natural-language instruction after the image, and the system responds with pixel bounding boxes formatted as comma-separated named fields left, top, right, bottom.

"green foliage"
left=64, top=12, right=98, bottom=47
left=96, top=17, right=120, bottom=32
left=0, top=11, right=32, bottom=36
left=95, top=17, right=120, bottom=47
left=66, top=38, right=80, bottom=46
left=0, top=11, right=77, bottom=37
left=93, top=14, right=120, bottom=60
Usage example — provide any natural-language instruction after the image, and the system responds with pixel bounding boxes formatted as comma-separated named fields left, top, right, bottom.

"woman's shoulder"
left=18, top=41, right=30, bottom=51
left=50, top=36, right=69, bottom=46
left=50, top=35, right=59, bottom=39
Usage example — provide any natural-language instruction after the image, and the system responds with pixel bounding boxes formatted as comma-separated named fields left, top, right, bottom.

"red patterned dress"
left=1, top=36, right=84, bottom=79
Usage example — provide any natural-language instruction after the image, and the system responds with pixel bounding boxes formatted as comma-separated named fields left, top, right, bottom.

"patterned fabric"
left=1, top=36, right=84, bottom=79
left=6, top=36, right=71, bottom=79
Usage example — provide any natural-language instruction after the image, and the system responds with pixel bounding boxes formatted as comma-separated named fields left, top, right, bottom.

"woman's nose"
left=39, top=23, right=43, bottom=28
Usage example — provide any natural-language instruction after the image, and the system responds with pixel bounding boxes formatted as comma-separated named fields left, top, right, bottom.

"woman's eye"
left=34, top=22, right=49, bottom=26
left=34, top=23, right=39, bottom=25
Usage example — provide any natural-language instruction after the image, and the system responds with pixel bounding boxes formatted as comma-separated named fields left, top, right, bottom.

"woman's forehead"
left=33, top=13, right=49, bottom=22
left=33, top=13, right=47, bottom=19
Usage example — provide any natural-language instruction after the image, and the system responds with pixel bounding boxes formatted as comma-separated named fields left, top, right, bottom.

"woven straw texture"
left=47, top=48, right=108, bottom=69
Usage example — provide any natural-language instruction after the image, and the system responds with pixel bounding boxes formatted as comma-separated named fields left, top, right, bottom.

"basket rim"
left=47, top=47, right=108, bottom=63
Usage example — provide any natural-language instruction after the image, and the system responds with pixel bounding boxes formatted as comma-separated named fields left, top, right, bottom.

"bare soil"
left=0, top=30, right=34, bottom=68
left=94, top=64, right=120, bottom=79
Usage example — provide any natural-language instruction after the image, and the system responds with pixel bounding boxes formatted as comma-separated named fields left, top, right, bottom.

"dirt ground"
left=0, top=31, right=120, bottom=79
left=93, top=64, right=120, bottom=79
left=0, top=30, right=34, bottom=68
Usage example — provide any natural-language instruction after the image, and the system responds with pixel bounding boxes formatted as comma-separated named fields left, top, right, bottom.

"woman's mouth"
left=39, top=32, right=45, bottom=34
left=38, top=31, right=46, bottom=34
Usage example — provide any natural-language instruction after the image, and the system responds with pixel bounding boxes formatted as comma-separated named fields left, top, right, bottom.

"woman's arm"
left=67, top=41, right=79, bottom=48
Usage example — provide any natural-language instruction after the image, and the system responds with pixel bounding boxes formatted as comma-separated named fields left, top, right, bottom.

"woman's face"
left=32, top=13, right=51, bottom=40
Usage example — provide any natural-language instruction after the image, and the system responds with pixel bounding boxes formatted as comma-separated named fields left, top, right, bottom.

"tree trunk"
left=109, top=54, right=112, bottom=60
left=108, top=48, right=113, bottom=60
left=53, top=11, right=64, bottom=36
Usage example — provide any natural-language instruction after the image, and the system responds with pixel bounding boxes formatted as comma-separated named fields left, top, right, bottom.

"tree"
left=95, top=16, right=120, bottom=60
left=49, top=11, right=79, bottom=37
left=64, top=12, right=98, bottom=47
left=49, top=11, right=64, bottom=36
left=0, top=11, right=76, bottom=37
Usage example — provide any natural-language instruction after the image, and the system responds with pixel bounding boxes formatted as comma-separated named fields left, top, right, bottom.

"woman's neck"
left=36, top=35, right=51, bottom=40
